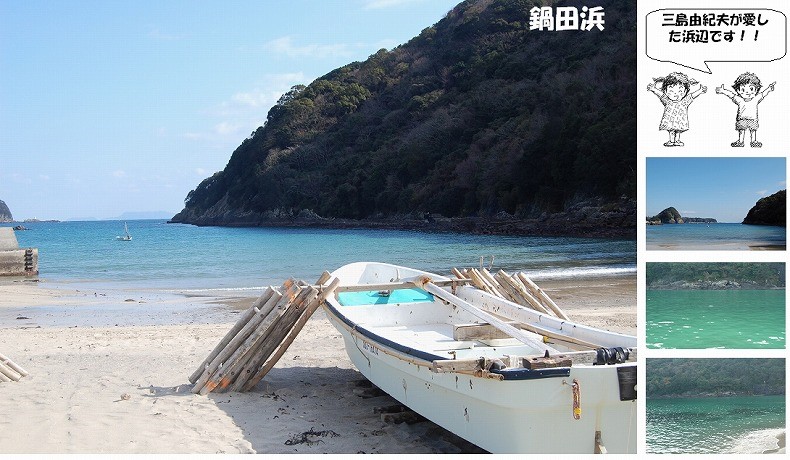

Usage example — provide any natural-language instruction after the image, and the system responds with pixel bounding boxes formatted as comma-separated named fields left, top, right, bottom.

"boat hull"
left=323, top=262, right=636, bottom=454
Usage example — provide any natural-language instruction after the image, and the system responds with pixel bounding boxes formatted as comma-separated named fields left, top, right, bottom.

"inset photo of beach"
left=646, top=157, right=786, bottom=250
left=646, top=263, right=785, bottom=349
left=646, top=358, right=786, bottom=454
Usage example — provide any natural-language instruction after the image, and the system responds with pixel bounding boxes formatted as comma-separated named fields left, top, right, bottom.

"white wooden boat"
left=322, top=262, right=636, bottom=454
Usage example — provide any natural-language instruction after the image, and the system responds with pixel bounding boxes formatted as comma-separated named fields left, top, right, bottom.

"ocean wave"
left=173, top=286, right=271, bottom=294
left=728, top=428, right=784, bottom=454
left=525, top=266, right=636, bottom=280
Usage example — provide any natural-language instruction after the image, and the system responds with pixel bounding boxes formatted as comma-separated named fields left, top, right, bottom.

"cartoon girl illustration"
left=647, top=72, right=707, bottom=147
left=716, top=72, right=775, bottom=148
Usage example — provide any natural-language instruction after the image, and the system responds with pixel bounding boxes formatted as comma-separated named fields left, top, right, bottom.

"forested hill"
left=647, top=359, right=785, bottom=398
left=172, top=0, right=637, bottom=236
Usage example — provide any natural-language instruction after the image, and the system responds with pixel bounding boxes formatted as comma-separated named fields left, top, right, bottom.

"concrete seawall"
left=0, top=227, right=38, bottom=277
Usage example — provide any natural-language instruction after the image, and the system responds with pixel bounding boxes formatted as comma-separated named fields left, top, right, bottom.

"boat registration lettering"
left=362, top=340, right=380, bottom=355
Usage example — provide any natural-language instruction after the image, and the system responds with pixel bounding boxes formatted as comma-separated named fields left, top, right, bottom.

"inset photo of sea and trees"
left=646, top=263, right=785, bottom=349
left=646, top=262, right=786, bottom=349
left=646, top=358, right=785, bottom=454
left=647, top=157, right=786, bottom=250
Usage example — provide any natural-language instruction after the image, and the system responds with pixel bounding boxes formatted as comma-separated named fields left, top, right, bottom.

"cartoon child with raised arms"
left=716, top=72, right=775, bottom=148
left=647, top=72, right=706, bottom=147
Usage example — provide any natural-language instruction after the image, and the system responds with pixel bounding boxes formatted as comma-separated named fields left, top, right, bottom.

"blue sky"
left=647, top=157, right=786, bottom=223
left=0, top=0, right=459, bottom=220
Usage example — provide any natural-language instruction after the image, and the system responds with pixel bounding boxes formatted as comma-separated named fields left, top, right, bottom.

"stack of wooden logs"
left=0, top=352, right=28, bottom=383
left=190, top=273, right=339, bottom=395
left=451, top=267, right=570, bottom=320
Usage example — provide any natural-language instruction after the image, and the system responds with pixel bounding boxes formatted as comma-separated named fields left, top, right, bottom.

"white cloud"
left=10, top=173, right=32, bottom=184
left=195, top=168, right=206, bottom=176
left=680, top=210, right=697, bottom=215
left=113, top=170, right=127, bottom=178
left=756, top=189, right=768, bottom=196
left=214, top=122, right=242, bottom=136
left=186, top=73, right=307, bottom=144
left=38, top=174, right=50, bottom=181
left=263, top=36, right=356, bottom=59
left=363, top=0, right=422, bottom=9
left=147, top=26, right=182, bottom=41
left=207, top=73, right=307, bottom=117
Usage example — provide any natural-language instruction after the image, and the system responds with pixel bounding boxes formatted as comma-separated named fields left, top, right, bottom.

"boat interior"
left=327, top=263, right=636, bottom=371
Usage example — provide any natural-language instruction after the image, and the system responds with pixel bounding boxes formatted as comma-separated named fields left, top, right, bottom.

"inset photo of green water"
left=646, top=263, right=785, bottom=349
left=646, top=359, right=786, bottom=454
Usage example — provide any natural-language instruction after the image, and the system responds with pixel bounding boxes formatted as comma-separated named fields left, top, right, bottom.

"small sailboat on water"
left=116, top=222, right=132, bottom=241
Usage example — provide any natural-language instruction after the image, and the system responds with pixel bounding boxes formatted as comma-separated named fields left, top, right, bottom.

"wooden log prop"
left=190, top=273, right=338, bottom=394
left=191, top=284, right=293, bottom=394
left=210, top=286, right=316, bottom=393
left=0, top=353, right=28, bottom=382
left=0, top=352, right=28, bottom=380
left=517, top=272, right=570, bottom=321
left=240, top=276, right=340, bottom=392
left=188, top=287, right=276, bottom=384
left=196, top=284, right=306, bottom=395
left=0, top=361, right=23, bottom=382
left=452, top=266, right=570, bottom=321
left=494, top=270, right=551, bottom=315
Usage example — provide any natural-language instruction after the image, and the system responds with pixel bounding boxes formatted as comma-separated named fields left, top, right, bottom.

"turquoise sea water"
left=647, top=290, right=786, bottom=349
left=3, top=220, right=635, bottom=294
left=646, top=223, right=786, bottom=250
left=647, top=395, right=786, bottom=454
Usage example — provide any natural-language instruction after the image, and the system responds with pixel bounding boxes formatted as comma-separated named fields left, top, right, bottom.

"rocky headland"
left=0, top=200, right=12, bottom=223
left=743, top=190, right=786, bottom=227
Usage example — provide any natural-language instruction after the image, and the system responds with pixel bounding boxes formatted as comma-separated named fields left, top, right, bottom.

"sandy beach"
left=0, top=275, right=635, bottom=454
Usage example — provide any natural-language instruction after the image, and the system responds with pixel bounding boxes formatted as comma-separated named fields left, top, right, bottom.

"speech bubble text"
left=646, top=9, right=787, bottom=73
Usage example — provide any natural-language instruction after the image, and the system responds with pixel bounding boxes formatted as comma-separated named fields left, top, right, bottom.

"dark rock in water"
left=743, top=190, right=786, bottom=227
left=0, top=199, right=12, bottom=223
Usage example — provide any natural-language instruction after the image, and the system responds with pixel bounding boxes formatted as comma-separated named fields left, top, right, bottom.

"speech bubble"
left=646, top=9, right=787, bottom=73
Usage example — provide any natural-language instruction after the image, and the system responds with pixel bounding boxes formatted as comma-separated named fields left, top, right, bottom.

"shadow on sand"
left=200, top=365, right=486, bottom=454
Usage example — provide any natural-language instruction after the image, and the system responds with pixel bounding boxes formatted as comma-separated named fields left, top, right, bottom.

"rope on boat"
left=572, top=379, right=581, bottom=420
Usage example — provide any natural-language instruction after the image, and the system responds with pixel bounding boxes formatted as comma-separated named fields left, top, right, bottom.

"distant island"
left=22, top=218, right=61, bottom=223
left=647, top=207, right=717, bottom=225
left=743, top=190, right=786, bottom=227
left=0, top=199, right=11, bottom=222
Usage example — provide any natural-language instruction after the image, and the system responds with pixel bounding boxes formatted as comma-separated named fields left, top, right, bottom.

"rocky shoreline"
left=169, top=200, right=637, bottom=239
left=649, top=391, right=784, bottom=399
left=648, top=280, right=783, bottom=290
